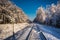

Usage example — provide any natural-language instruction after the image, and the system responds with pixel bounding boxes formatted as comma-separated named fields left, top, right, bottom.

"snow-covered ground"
left=1, top=23, right=60, bottom=40
left=0, top=23, right=29, bottom=40
left=30, top=23, right=60, bottom=40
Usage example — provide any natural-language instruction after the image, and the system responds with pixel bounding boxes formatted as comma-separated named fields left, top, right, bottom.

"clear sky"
left=11, top=0, right=57, bottom=21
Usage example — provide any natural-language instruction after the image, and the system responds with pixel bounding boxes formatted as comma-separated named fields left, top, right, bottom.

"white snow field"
left=0, top=23, right=60, bottom=40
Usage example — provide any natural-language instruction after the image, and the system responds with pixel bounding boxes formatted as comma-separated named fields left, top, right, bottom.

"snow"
left=32, top=23, right=60, bottom=40
left=3, top=23, right=60, bottom=40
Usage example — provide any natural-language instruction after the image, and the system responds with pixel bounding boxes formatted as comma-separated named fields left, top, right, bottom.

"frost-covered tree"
left=34, top=2, right=60, bottom=28
left=45, top=3, right=60, bottom=27
left=34, top=6, right=46, bottom=24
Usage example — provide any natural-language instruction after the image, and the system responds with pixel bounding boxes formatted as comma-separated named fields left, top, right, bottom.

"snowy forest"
left=34, top=1, right=60, bottom=28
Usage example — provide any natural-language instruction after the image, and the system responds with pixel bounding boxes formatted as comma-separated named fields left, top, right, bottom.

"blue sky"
left=11, top=0, right=57, bottom=20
